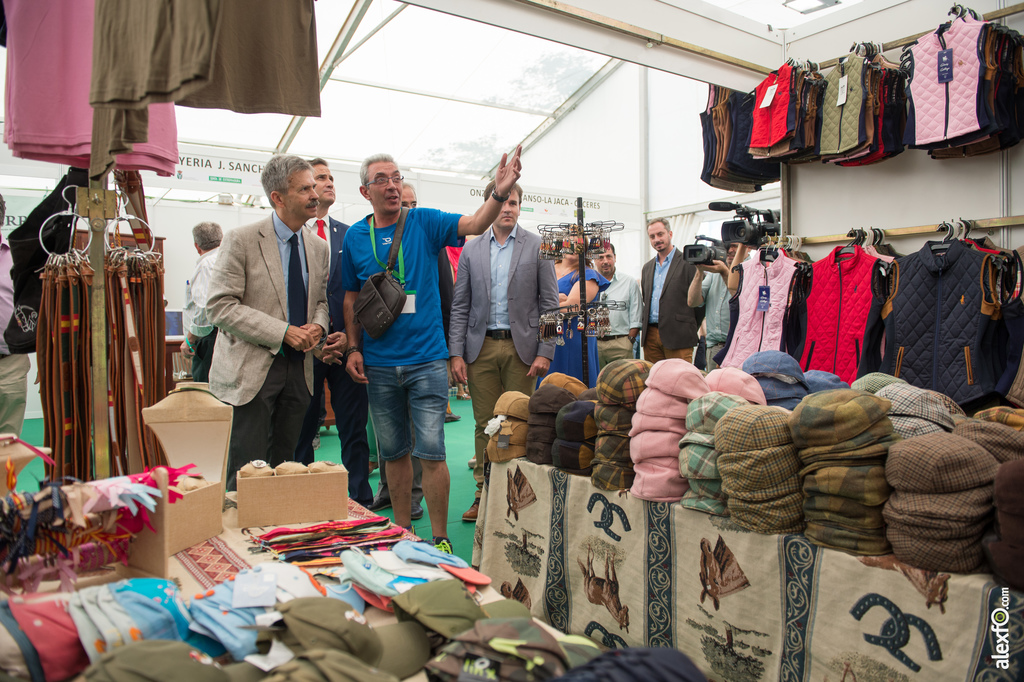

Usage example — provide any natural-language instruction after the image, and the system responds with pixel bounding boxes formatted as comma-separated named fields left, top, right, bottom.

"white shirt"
left=183, top=247, right=219, bottom=337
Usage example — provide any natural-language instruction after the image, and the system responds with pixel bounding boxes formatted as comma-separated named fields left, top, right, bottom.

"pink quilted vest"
left=907, top=16, right=986, bottom=145
left=721, top=254, right=798, bottom=369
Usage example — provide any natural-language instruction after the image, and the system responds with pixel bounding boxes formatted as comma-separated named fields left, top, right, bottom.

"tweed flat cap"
left=728, top=493, right=805, bottom=534
left=953, top=419, right=1024, bottom=463
left=851, top=372, right=906, bottom=393
left=884, top=488, right=993, bottom=532
left=631, top=459, right=689, bottom=502
left=995, top=459, right=1024, bottom=516
left=718, top=443, right=802, bottom=494
left=578, top=387, right=599, bottom=401
left=888, top=416, right=948, bottom=439
left=887, top=528, right=985, bottom=573
left=681, top=439, right=719, bottom=480
left=802, top=465, right=890, bottom=506
left=804, top=370, right=850, bottom=393
left=596, top=358, right=653, bottom=407
left=555, top=401, right=598, bottom=442
left=804, top=496, right=886, bottom=530
left=687, top=477, right=727, bottom=502
left=525, top=441, right=554, bottom=465
left=722, top=473, right=802, bottom=503
left=715, top=405, right=793, bottom=452
left=705, top=368, right=766, bottom=405
left=526, top=423, right=558, bottom=446
left=974, top=406, right=1024, bottom=430
left=540, top=372, right=588, bottom=397
left=551, top=439, right=595, bottom=473
left=680, top=492, right=729, bottom=516
left=594, top=404, right=635, bottom=434
left=631, top=411, right=688, bottom=437
left=795, top=427, right=895, bottom=464
left=685, top=392, right=749, bottom=435
left=680, top=429, right=716, bottom=450
left=788, top=389, right=891, bottom=448
left=805, top=521, right=890, bottom=555
left=591, top=460, right=635, bottom=491
left=494, top=391, right=531, bottom=421
left=593, top=432, right=632, bottom=465
left=634, top=386, right=691, bottom=420
left=529, top=385, right=577, bottom=416
left=644, top=359, right=710, bottom=401
left=876, top=383, right=956, bottom=436
left=886, top=433, right=1000, bottom=493
left=926, top=390, right=966, bottom=417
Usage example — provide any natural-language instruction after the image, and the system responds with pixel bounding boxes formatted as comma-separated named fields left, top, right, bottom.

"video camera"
left=710, top=201, right=781, bottom=247
left=683, top=237, right=728, bottom=266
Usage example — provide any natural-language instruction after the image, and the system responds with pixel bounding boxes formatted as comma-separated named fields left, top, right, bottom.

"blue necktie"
left=288, top=233, right=307, bottom=327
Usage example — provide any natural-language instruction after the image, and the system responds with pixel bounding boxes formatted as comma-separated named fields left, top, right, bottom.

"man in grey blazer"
left=640, top=218, right=701, bottom=364
left=207, top=155, right=330, bottom=489
left=449, top=181, right=558, bottom=521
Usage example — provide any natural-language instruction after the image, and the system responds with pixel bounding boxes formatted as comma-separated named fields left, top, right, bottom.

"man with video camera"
left=686, top=239, right=741, bottom=370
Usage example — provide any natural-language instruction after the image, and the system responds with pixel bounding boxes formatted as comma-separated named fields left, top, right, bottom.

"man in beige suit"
left=207, top=155, right=330, bottom=489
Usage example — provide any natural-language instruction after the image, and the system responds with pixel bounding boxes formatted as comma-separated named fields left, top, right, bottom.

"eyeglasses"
left=365, top=175, right=404, bottom=187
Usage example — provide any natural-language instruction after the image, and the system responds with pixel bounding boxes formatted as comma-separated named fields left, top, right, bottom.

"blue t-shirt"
left=341, top=208, right=460, bottom=366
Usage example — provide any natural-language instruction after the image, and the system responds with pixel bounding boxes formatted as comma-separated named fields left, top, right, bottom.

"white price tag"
left=836, top=75, right=848, bottom=107
left=402, top=293, right=416, bottom=314
left=760, top=84, right=778, bottom=109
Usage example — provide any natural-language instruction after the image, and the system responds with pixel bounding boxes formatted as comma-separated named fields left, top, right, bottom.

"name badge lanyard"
left=368, top=217, right=406, bottom=285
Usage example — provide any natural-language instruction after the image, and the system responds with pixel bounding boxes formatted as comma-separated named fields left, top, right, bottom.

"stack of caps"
left=679, top=392, right=749, bottom=515
left=628, top=360, right=709, bottom=502
left=526, top=385, right=577, bottom=465
left=716, top=405, right=804, bottom=533
left=953, top=411, right=1024, bottom=464
left=485, top=391, right=531, bottom=464
left=790, top=389, right=895, bottom=556
left=592, top=358, right=653, bottom=491
left=850, top=372, right=906, bottom=394
left=988, top=460, right=1024, bottom=590
left=875, top=383, right=955, bottom=439
left=742, top=351, right=810, bottom=410
left=974, top=406, right=1024, bottom=430
left=884, top=432, right=999, bottom=572
left=803, top=370, right=849, bottom=393
left=539, top=372, right=588, bottom=397
left=552, top=400, right=598, bottom=475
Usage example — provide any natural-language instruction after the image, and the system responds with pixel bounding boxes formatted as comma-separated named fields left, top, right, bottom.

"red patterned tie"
left=316, top=219, right=327, bottom=240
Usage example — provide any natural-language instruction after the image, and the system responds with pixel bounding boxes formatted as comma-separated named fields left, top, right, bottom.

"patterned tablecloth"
left=473, top=460, right=1023, bottom=682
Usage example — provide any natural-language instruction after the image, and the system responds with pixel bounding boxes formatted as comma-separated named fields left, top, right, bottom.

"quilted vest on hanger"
left=905, top=17, right=986, bottom=146
left=818, top=55, right=867, bottom=156
left=721, top=254, right=799, bottom=369
left=800, top=245, right=878, bottom=384
left=750, top=63, right=795, bottom=148
left=880, top=240, right=1000, bottom=406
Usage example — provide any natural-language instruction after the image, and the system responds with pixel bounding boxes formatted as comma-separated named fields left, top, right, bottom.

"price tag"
left=836, top=75, right=848, bottom=107
left=760, top=83, right=778, bottom=109
left=937, top=48, right=953, bottom=83
left=497, top=421, right=513, bottom=449
left=757, top=286, right=771, bottom=312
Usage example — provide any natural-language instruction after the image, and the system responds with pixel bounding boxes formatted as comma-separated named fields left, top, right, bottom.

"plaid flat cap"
left=788, top=389, right=891, bottom=448
left=688, top=477, right=727, bottom=501
left=851, top=372, right=906, bottom=393
left=802, top=465, right=890, bottom=506
left=681, top=439, right=719, bottom=480
left=631, top=411, right=688, bottom=437
left=723, top=474, right=802, bottom=503
left=594, top=404, right=635, bottom=435
left=685, top=392, right=749, bottom=435
left=887, top=527, right=985, bottom=573
left=680, top=429, right=716, bottom=450
left=593, top=432, right=632, bottom=466
left=796, top=426, right=896, bottom=464
left=705, top=368, right=766, bottom=405
left=953, top=419, right=1024, bottom=464
left=715, top=405, right=793, bottom=452
left=889, top=416, right=949, bottom=439
left=804, top=370, right=850, bottom=393
left=728, top=493, right=805, bottom=534
left=644, top=359, right=710, bottom=401
left=634, top=386, right=691, bottom=420
left=680, top=492, right=729, bottom=516
left=719, top=444, right=802, bottom=495
left=876, top=383, right=955, bottom=435
left=540, top=372, right=588, bottom=397
left=529, top=385, right=577, bottom=416
left=551, top=439, right=595, bottom=473
left=596, top=358, right=653, bottom=407
left=591, top=461, right=635, bottom=491
left=886, top=433, right=1000, bottom=493
left=804, top=496, right=886, bottom=530
left=926, top=389, right=966, bottom=417
left=884, top=488, right=993, bottom=531
left=804, top=521, right=890, bottom=555
left=494, top=391, right=532, bottom=421
left=578, top=387, right=599, bottom=401
left=974, top=406, right=1024, bottom=430
left=555, top=401, right=598, bottom=442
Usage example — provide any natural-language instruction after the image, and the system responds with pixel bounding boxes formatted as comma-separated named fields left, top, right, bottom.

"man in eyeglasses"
left=328, top=147, right=522, bottom=554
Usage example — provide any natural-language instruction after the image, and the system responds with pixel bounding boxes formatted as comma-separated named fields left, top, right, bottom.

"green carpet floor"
left=16, top=397, right=482, bottom=564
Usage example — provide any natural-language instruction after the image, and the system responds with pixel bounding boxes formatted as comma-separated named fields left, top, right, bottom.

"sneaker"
left=411, top=503, right=424, bottom=520
left=312, top=434, right=321, bottom=451
left=433, top=537, right=454, bottom=554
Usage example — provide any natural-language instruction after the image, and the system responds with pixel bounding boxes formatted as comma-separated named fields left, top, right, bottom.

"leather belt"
left=647, top=323, right=658, bottom=328
left=485, top=329, right=513, bottom=339
left=601, top=334, right=628, bottom=340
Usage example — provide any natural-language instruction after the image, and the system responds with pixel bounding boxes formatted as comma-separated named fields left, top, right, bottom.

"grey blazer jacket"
left=449, top=226, right=558, bottom=366
left=640, top=249, right=701, bottom=350
left=207, top=216, right=330, bottom=406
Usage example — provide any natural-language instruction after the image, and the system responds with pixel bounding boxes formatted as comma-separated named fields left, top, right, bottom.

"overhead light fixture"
left=217, top=193, right=234, bottom=206
left=783, top=0, right=840, bottom=14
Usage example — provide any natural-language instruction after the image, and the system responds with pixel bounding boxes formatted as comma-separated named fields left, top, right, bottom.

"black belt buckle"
left=486, top=329, right=512, bottom=340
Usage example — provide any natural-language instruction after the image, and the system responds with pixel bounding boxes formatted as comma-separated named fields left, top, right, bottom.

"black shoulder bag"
left=354, top=207, right=408, bottom=339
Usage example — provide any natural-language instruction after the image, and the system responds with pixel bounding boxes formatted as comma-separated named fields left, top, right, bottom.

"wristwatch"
left=491, top=190, right=510, bottom=203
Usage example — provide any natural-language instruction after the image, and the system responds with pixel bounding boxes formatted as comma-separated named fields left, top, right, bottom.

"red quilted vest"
left=800, top=245, right=878, bottom=384
left=750, top=64, right=794, bottom=148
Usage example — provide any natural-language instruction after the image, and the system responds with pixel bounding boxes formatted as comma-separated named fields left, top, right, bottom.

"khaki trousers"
left=642, top=326, right=693, bottom=364
left=597, top=336, right=633, bottom=371
left=467, top=338, right=537, bottom=496
left=0, top=354, right=31, bottom=436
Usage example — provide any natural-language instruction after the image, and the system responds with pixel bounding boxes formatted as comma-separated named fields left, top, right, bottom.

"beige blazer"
left=207, top=216, right=330, bottom=406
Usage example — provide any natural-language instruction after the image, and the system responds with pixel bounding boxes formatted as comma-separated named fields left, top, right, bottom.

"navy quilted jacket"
left=859, top=240, right=1002, bottom=407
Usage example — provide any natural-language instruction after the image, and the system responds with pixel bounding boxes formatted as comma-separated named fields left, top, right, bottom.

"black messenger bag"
left=354, top=207, right=408, bottom=339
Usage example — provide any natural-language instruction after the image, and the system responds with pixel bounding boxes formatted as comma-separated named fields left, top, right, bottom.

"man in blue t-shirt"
left=327, top=147, right=522, bottom=553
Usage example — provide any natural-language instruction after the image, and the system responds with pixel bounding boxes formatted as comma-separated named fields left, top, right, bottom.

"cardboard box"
left=129, top=467, right=224, bottom=578
left=237, top=466, right=349, bottom=528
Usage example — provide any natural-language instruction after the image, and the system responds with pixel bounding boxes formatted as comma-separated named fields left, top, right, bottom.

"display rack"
left=537, top=198, right=623, bottom=385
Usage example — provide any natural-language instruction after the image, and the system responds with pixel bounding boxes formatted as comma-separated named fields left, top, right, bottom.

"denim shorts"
left=365, top=359, right=448, bottom=462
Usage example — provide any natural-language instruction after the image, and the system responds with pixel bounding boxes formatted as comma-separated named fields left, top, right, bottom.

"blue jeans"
left=365, top=359, right=447, bottom=462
